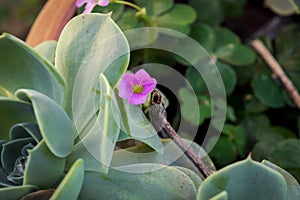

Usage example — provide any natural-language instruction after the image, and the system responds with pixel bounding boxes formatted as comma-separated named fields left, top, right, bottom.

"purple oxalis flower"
left=76, top=0, right=110, bottom=14
left=118, top=69, right=157, bottom=105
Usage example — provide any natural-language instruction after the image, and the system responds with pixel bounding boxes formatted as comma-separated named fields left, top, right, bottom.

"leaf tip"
left=0, top=32, right=7, bottom=39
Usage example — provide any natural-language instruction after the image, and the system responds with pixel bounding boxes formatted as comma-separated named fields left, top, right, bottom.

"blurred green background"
left=0, top=0, right=46, bottom=40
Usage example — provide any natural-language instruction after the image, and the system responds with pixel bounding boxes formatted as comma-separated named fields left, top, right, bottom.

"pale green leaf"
left=205, top=191, right=228, bottom=200
left=262, top=160, right=300, bottom=200
left=34, top=40, right=57, bottom=64
left=16, top=89, right=74, bottom=158
left=55, top=13, right=129, bottom=119
left=50, top=159, right=84, bottom=200
left=111, top=138, right=215, bottom=177
left=9, top=123, right=41, bottom=143
left=78, top=164, right=197, bottom=200
left=198, top=158, right=287, bottom=199
left=72, top=75, right=120, bottom=174
left=116, top=96, right=163, bottom=152
left=24, top=141, right=65, bottom=189
left=0, top=33, right=64, bottom=104
left=174, top=166, right=202, bottom=189
left=0, top=185, right=37, bottom=200
left=92, top=3, right=124, bottom=21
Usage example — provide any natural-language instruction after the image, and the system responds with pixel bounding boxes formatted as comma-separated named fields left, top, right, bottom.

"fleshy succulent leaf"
left=34, top=40, right=57, bottom=64
left=71, top=74, right=120, bottom=174
left=50, top=159, right=84, bottom=200
left=9, top=123, right=41, bottom=143
left=78, top=164, right=197, bottom=200
left=115, top=95, right=163, bottom=152
left=204, top=191, right=228, bottom=200
left=111, top=138, right=215, bottom=177
left=0, top=185, right=37, bottom=200
left=1, top=137, right=34, bottom=174
left=262, top=160, right=300, bottom=200
left=173, top=166, right=202, bottom=189
left=197, top=158, right=287, bottom=199
left=23, top=141, right=65, bottom=189
left=0, top=33, right=65, bottom=104
left=0, top=98, right=36, bottom=140
left=55, top=13, right=129, bottom=118
left=0, top=168, right=15, bottom=187
left=16, top=89, right=74, bottom=158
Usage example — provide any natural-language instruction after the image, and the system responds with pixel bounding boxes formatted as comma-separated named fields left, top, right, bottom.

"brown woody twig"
left=149, top=89, right=213, bottom=178
left=251, top=39, right=300, bottom=109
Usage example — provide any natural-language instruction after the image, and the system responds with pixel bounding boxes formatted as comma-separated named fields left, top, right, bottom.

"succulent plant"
left=198, top=158, right=300, bottom=200
left=0, top=13, right=213, bottom=199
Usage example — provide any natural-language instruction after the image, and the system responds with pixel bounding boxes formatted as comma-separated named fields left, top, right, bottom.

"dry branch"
left=251, top=39, right=300, bottom=109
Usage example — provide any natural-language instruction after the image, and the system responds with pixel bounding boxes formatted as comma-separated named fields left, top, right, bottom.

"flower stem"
left=113, top=0, right=143, bottom=11
left=112, top=0, right=151, bottom=26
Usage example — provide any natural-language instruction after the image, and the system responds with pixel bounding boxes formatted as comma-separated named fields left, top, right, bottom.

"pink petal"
left=135, top=70, right=157, bottom=91
left=141, top=81, right=157, bottom=95
left=122, top=73, right=139, bottom=86
left=97, top=0, right=110, bottom=6
left=118, top=79, right=133, bottom=99
left=128, top=93, right=147, bottom=105
left=76, top=0, right=90, bottom=7
left=141, top=76, right=156, bottom=86
left=118, top=70, right=157, bottom=105
left=135, top=69, right=152, bottom=81
left=82, top=2, right=96, bottom=13
left=118, top=73, right=138, bottom=99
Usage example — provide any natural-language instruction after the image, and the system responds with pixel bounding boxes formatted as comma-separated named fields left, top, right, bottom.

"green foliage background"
left=0, top=0, right=46, bottom=40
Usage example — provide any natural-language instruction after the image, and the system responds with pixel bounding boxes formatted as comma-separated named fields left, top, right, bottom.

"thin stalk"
left=113, top=0, right=143, bottom=11
left=149, top=89, right=213, bottom=178
left=161, top=121, right=213, bottom=178
left=251, top=39, right=300, bottom=109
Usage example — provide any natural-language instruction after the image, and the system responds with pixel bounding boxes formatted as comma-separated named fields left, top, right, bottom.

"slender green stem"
left=113, top=0, right=143, bottom=11
left=111, top=0, right=151, bottom=26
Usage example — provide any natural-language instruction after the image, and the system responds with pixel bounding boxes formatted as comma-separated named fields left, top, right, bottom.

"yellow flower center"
left=132, top=84, right=143, bottom=94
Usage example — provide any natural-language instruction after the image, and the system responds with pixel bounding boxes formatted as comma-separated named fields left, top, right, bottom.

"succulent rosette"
left=0, top=22, right=77, bottom=199
left=0, top=89, right=76, bottom=199
left=0, top=85, right=75, bottom=188
left=0, top=122, right=38, bottom=187
left=0, top=12, right=215, bottom=199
